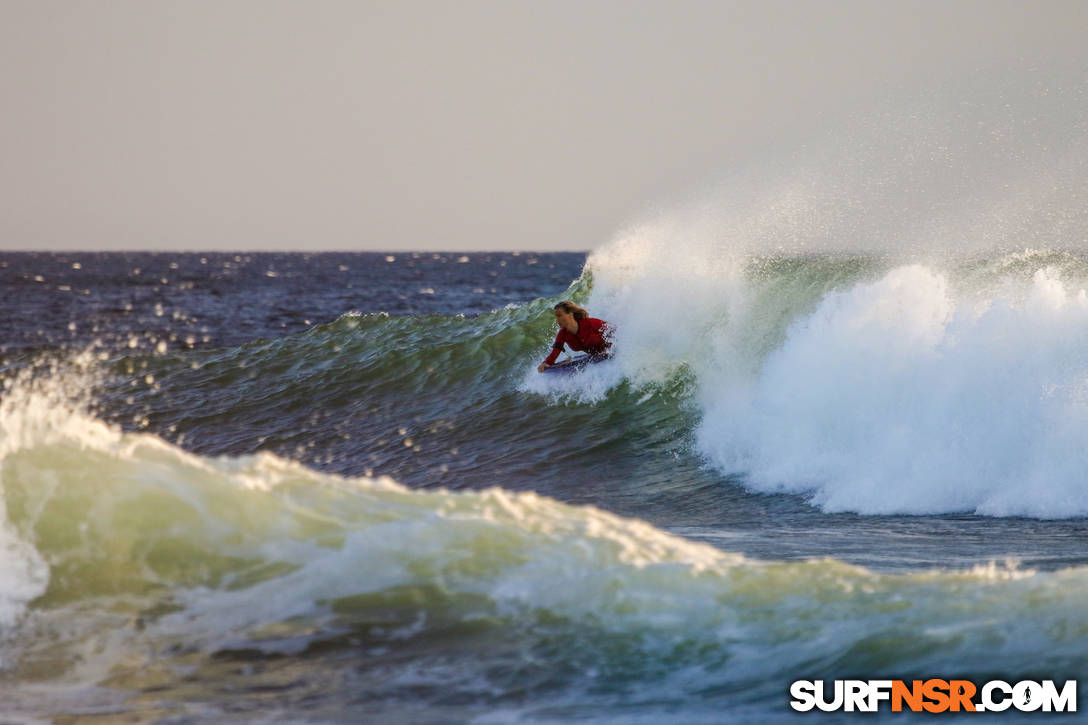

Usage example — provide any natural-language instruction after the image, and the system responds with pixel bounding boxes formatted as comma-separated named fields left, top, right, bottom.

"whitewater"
left=579, top=248, right=1088, bottom=518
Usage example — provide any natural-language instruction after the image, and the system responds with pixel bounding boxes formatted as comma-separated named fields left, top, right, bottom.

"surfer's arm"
left=537, top=352, right=561, bottom=372
left=539, top=331, right=567, bottom=371
left=541, top=345, right=562, bottom=367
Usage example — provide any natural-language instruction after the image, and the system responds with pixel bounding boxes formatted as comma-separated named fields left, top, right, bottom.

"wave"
left=86, top=280, right=632, bottom=474
left=57, top=239, right=1087, bottom=521
left=581, top=232, right=1088, bottom=518
left=1, top=375, right=1087, bottom=720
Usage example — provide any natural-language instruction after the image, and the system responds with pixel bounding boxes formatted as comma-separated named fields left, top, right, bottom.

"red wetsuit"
left=543, top=317, right=611, bottom=365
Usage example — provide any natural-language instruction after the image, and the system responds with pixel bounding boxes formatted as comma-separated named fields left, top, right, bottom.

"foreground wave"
left=2, top=384, right=1087, bottom=722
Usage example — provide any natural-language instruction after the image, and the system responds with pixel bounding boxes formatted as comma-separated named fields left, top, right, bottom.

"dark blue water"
left=0, top=251, right=585, bottom=352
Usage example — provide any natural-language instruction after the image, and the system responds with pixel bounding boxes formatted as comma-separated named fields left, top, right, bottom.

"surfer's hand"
left=537, top=363, right=550, bottom=373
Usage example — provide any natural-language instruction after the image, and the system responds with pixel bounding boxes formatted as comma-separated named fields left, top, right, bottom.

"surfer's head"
left=553, top=301, right=588, bottom=320
left=553, top=301, right=588, bottom=332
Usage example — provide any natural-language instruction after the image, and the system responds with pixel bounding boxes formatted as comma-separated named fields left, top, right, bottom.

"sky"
left=1, top=0, right=1085, bottom=252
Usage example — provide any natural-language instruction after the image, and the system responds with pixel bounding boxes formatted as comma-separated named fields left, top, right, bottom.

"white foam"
left=0, top=499, right=48, bottom=636
left=688, top=263, right=1088, bottom=516
left=0, top=358, right=106, bottom=642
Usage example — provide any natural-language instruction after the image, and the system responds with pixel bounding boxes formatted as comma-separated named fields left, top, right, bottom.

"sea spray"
left=571, top=73, right=1088, bottom=517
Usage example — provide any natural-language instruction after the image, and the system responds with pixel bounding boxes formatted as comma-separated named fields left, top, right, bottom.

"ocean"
left=1, top=247, right=1087, bottom=723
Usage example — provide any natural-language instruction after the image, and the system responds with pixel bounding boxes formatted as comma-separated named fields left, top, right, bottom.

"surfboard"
left=541, top=353, right=612, bottom=373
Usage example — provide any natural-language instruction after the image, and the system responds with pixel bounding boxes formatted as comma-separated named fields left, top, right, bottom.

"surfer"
left=537, top=301, right=611, bottom=372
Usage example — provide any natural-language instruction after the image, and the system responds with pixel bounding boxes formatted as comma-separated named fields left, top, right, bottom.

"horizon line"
left=0, top=248, right=593, bottom=255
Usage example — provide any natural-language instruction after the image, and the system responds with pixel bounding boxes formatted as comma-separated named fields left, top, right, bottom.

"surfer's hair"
left=554, top=301, right=589, bottom=320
